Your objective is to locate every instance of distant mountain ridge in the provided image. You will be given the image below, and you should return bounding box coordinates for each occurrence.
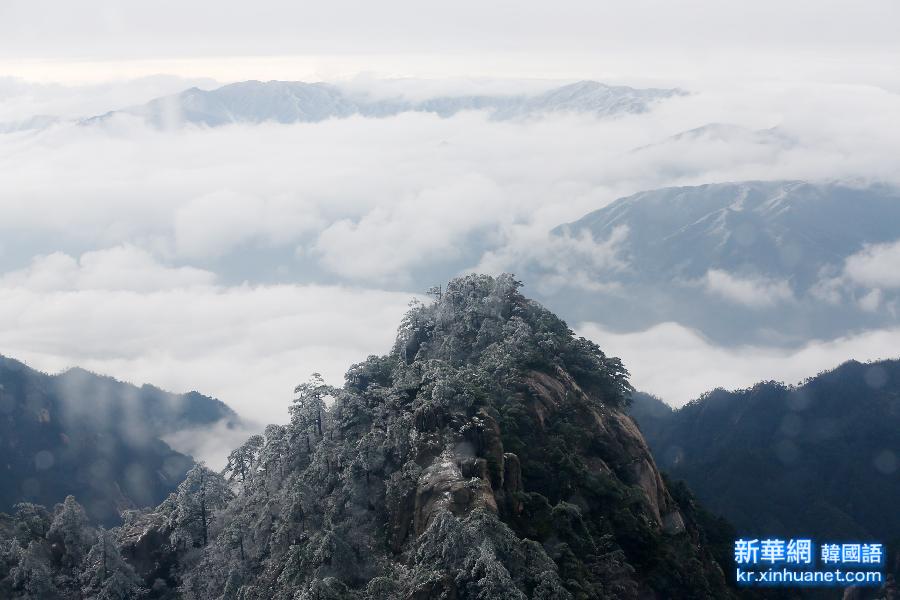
[0,355,239,524]
[629,122,796,154]
[540,180,900,344]
[558,180,900,286]
[81,79,684,128]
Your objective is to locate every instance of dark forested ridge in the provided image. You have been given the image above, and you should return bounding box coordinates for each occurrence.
[0,355,238,524]
[630,359,900,555]
[0,274,741,599]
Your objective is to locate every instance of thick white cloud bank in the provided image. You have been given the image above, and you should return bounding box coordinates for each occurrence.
[2,80,900,286]
[0,248,414,425]
[579,321,900,407]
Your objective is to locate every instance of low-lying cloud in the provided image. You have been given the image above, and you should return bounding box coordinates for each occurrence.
[844,239,900,290]
[1,245,215,291]
[703,269,794,308]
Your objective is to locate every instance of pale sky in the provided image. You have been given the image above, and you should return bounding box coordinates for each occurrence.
[1,0,899,88]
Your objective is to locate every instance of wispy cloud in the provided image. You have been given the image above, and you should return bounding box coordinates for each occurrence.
[844,239,900,290]
[0,245,215,291]
[703,269,794,308]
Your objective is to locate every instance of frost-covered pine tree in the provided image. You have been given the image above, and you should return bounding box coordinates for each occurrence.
[8,541,53,599]
[12,503,50,544]
[225,434,264,488]
[260,424,289,480]
[47,495,94,569]
[290,373,334,455]
[169,464,233,549]
[80,527,143,600]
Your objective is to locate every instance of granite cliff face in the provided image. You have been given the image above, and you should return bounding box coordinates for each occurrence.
[101,274,735,599]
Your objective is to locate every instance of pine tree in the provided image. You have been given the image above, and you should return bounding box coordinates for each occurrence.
[12,503,51,544]
[8,541,53,599]
[261,424,289,480]
[291,373,334,455]
[170,464,233,549]
[47,495,94,569]
[225,434,264,488]
[80,527,143,600]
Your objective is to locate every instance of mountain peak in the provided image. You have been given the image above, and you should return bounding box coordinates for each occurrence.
[394,274,633,408]
[104,274,736,597]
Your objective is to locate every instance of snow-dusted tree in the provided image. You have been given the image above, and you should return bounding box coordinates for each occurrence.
[290,373,334,454]
[8,541,53,599]
[178,550,243,600]
[225,434,264,488]
[261,423,289,480]
[12,503,50,544]
[47,495,94,569]
[457,541,528,600]
[170,464,233,549]
[0,537,20,580]
[80,527,143,600]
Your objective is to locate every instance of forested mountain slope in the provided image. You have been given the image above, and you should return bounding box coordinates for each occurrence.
[630,359,900,546]
[0,356,238,524]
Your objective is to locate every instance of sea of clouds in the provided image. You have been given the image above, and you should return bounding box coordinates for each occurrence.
[1,75,899,460]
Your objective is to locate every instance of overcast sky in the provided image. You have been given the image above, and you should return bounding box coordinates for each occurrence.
[2,0,899,87]
[1,1,899,463]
